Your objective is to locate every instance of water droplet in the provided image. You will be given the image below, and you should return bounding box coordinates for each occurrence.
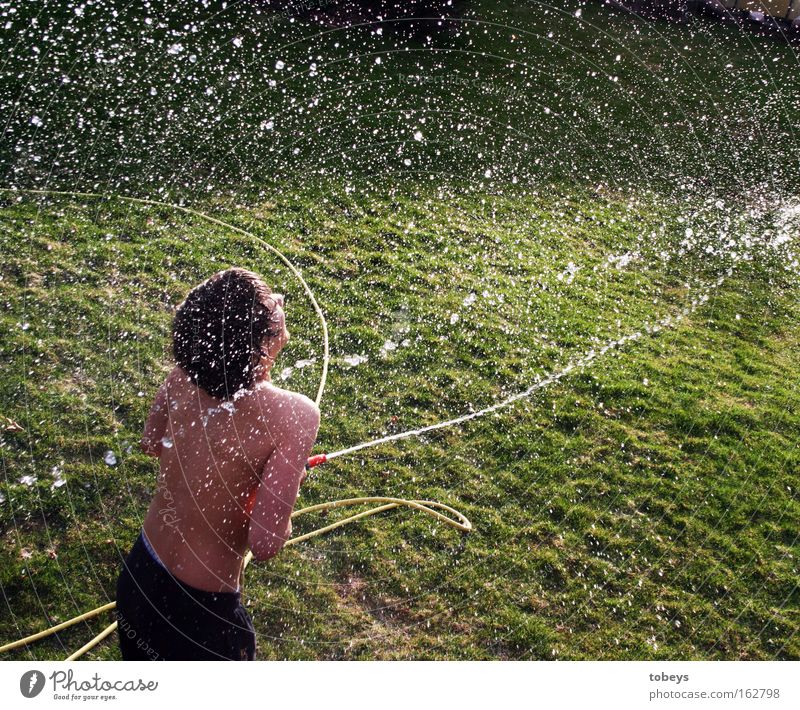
[343,354,368,368]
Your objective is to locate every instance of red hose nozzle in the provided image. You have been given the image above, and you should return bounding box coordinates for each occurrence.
[305,453,328,470]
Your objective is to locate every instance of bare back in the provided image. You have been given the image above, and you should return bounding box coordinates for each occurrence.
[141,366,303,593]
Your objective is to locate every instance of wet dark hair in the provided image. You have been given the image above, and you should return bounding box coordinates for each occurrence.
[172,267,279,400]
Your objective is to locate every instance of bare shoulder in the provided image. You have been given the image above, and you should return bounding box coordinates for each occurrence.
[257,383,320,426]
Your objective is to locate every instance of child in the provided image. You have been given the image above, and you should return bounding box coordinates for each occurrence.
[116,268,320,660]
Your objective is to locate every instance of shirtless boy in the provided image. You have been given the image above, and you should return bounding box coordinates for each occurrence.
[115,267,321,660]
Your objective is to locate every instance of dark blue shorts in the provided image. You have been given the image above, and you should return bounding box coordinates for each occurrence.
[115,532,256,660]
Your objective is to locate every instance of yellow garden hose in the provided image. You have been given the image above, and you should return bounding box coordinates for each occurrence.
[65,621,120,662]
[0,188,472,661]
[0,602,117,655]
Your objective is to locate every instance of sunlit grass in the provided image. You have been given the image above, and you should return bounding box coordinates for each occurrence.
[0,183,797,660]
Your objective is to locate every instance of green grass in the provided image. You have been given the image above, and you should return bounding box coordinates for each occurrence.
[0,0,798,661]
[0,183,797,660]
[2,0,799,194]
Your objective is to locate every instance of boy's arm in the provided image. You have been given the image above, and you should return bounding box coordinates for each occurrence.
[247,395,320,561]
[140,369,175,457]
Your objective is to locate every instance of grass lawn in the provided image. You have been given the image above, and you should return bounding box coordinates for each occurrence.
[0,0,798,660]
